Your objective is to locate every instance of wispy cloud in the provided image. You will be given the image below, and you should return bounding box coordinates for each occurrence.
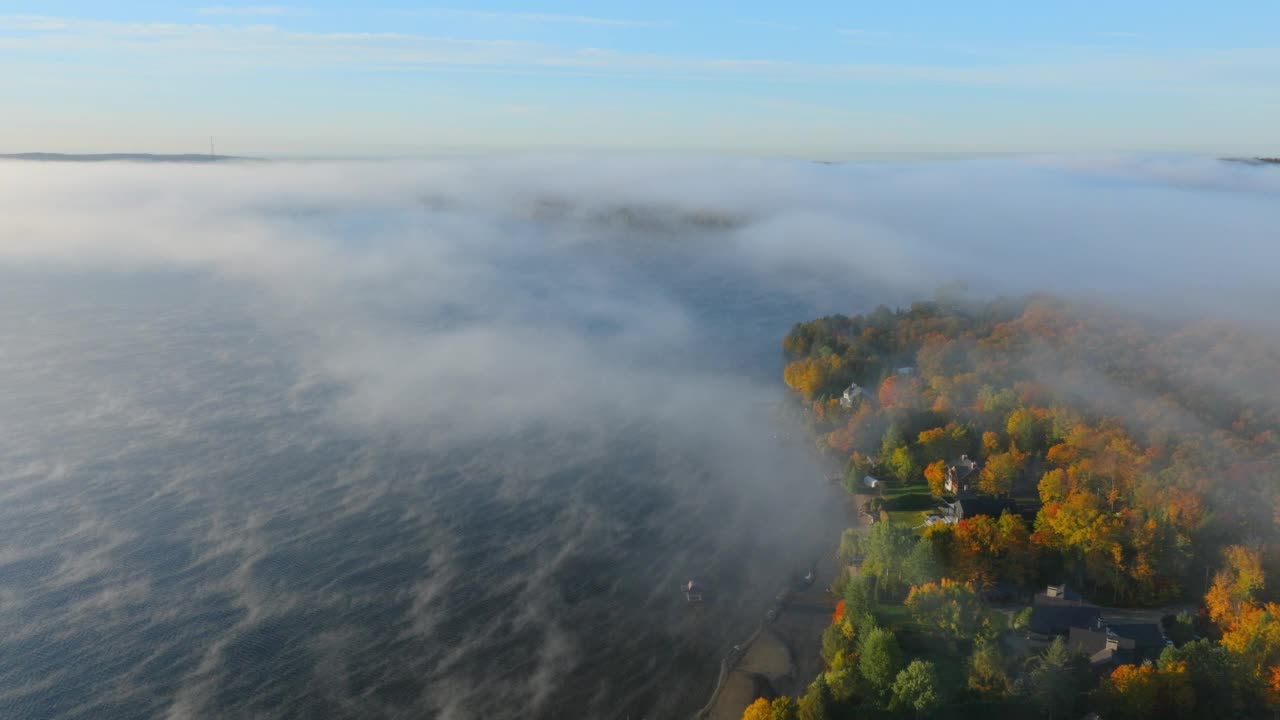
[195,5,302,16]
[0,15,68,30]
[1,14,1277,109]
[404,7,659,28]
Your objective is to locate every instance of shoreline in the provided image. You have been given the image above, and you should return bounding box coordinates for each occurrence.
[693,480,864,720]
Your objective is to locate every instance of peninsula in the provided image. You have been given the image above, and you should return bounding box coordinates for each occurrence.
[741,295,1280,720]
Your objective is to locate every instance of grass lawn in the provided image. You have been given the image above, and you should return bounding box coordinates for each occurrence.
[874,603,914,629]
[880,482,935,507]
[877,481,936,529]
[885,509,928,528]
[985,608,1011,633]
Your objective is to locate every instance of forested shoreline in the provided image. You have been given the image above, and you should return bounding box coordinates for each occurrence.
[743,295,1280,720]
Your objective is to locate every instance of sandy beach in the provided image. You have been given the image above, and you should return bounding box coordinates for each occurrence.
[699,488,864,720]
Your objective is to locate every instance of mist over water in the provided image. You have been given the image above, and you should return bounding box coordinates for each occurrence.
[0,154,1278,719]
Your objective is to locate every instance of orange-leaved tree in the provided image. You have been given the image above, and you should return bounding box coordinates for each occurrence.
[1206,545,1264,627]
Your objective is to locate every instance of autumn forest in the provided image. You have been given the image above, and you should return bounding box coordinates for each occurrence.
[747,295,1280,720]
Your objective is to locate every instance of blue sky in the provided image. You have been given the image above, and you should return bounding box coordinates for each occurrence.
[2,1,1278,155]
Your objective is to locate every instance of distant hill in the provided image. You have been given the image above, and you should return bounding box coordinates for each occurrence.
[0,152,259,163]
[1222,156,1280,166]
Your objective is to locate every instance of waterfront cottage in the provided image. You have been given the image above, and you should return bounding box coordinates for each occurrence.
[839,382,865,408]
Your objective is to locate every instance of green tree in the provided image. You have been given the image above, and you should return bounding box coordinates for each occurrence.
[1163,611,1197,647]
[1159,640,1257,718]
[769,695,799,720]
[1025,637,1091,720]
[841,453,873,494]
[890,660,942,717]
[978,385,1018,424]
[905,579,987,642]
[1006,407,1045,453]
[841,572,878,622]
[887,445,919,484]
[862,521,917,594]
[967,641,1013,698]
[1012,607,1033,633]
[824,648,860,703]
[903,537,942,587]
[821,621,854,666]
[917,422,973,463]
[837,527,864,563]
[859,627,904,698]
[798,674,833,720]
[880,423,907,459]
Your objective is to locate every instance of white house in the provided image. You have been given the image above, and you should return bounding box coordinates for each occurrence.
[863,475,880,489]
[839,382,865,409]
[943,455,979,495]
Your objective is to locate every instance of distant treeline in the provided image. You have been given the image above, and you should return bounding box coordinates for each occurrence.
[0,153,255,162]
[1222,156,1280,166]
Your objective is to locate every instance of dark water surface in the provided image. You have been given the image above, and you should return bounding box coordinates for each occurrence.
[0,236,865,719]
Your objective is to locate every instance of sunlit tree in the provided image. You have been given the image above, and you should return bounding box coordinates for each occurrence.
[890,660,941,717]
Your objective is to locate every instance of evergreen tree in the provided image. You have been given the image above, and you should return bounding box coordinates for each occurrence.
[1025,638,1091,720]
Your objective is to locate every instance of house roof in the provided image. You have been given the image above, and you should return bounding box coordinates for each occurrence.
[1030,603,1101,637]
[1108,623,1167,653]
[1036,585,1085,605]
[1068,627,1133,655]
[955,497,1017,519]
[1090,645,1140,667]
[1065,620,1165,667]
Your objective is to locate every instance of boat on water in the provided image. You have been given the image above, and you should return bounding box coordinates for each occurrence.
[684,580,705,603]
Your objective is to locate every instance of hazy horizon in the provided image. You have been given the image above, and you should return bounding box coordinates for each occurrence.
[3,3,1279,156]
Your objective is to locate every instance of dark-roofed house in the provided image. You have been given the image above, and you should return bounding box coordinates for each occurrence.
[1107,623,1168,661]
[1068,626,1139,668]
[1031,603,1102,640]
[1068,622,1167,669]
[942,495,1017,523]
[1029,584,1100,640]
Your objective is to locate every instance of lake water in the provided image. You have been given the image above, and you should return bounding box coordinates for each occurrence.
[0,185,869,720]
